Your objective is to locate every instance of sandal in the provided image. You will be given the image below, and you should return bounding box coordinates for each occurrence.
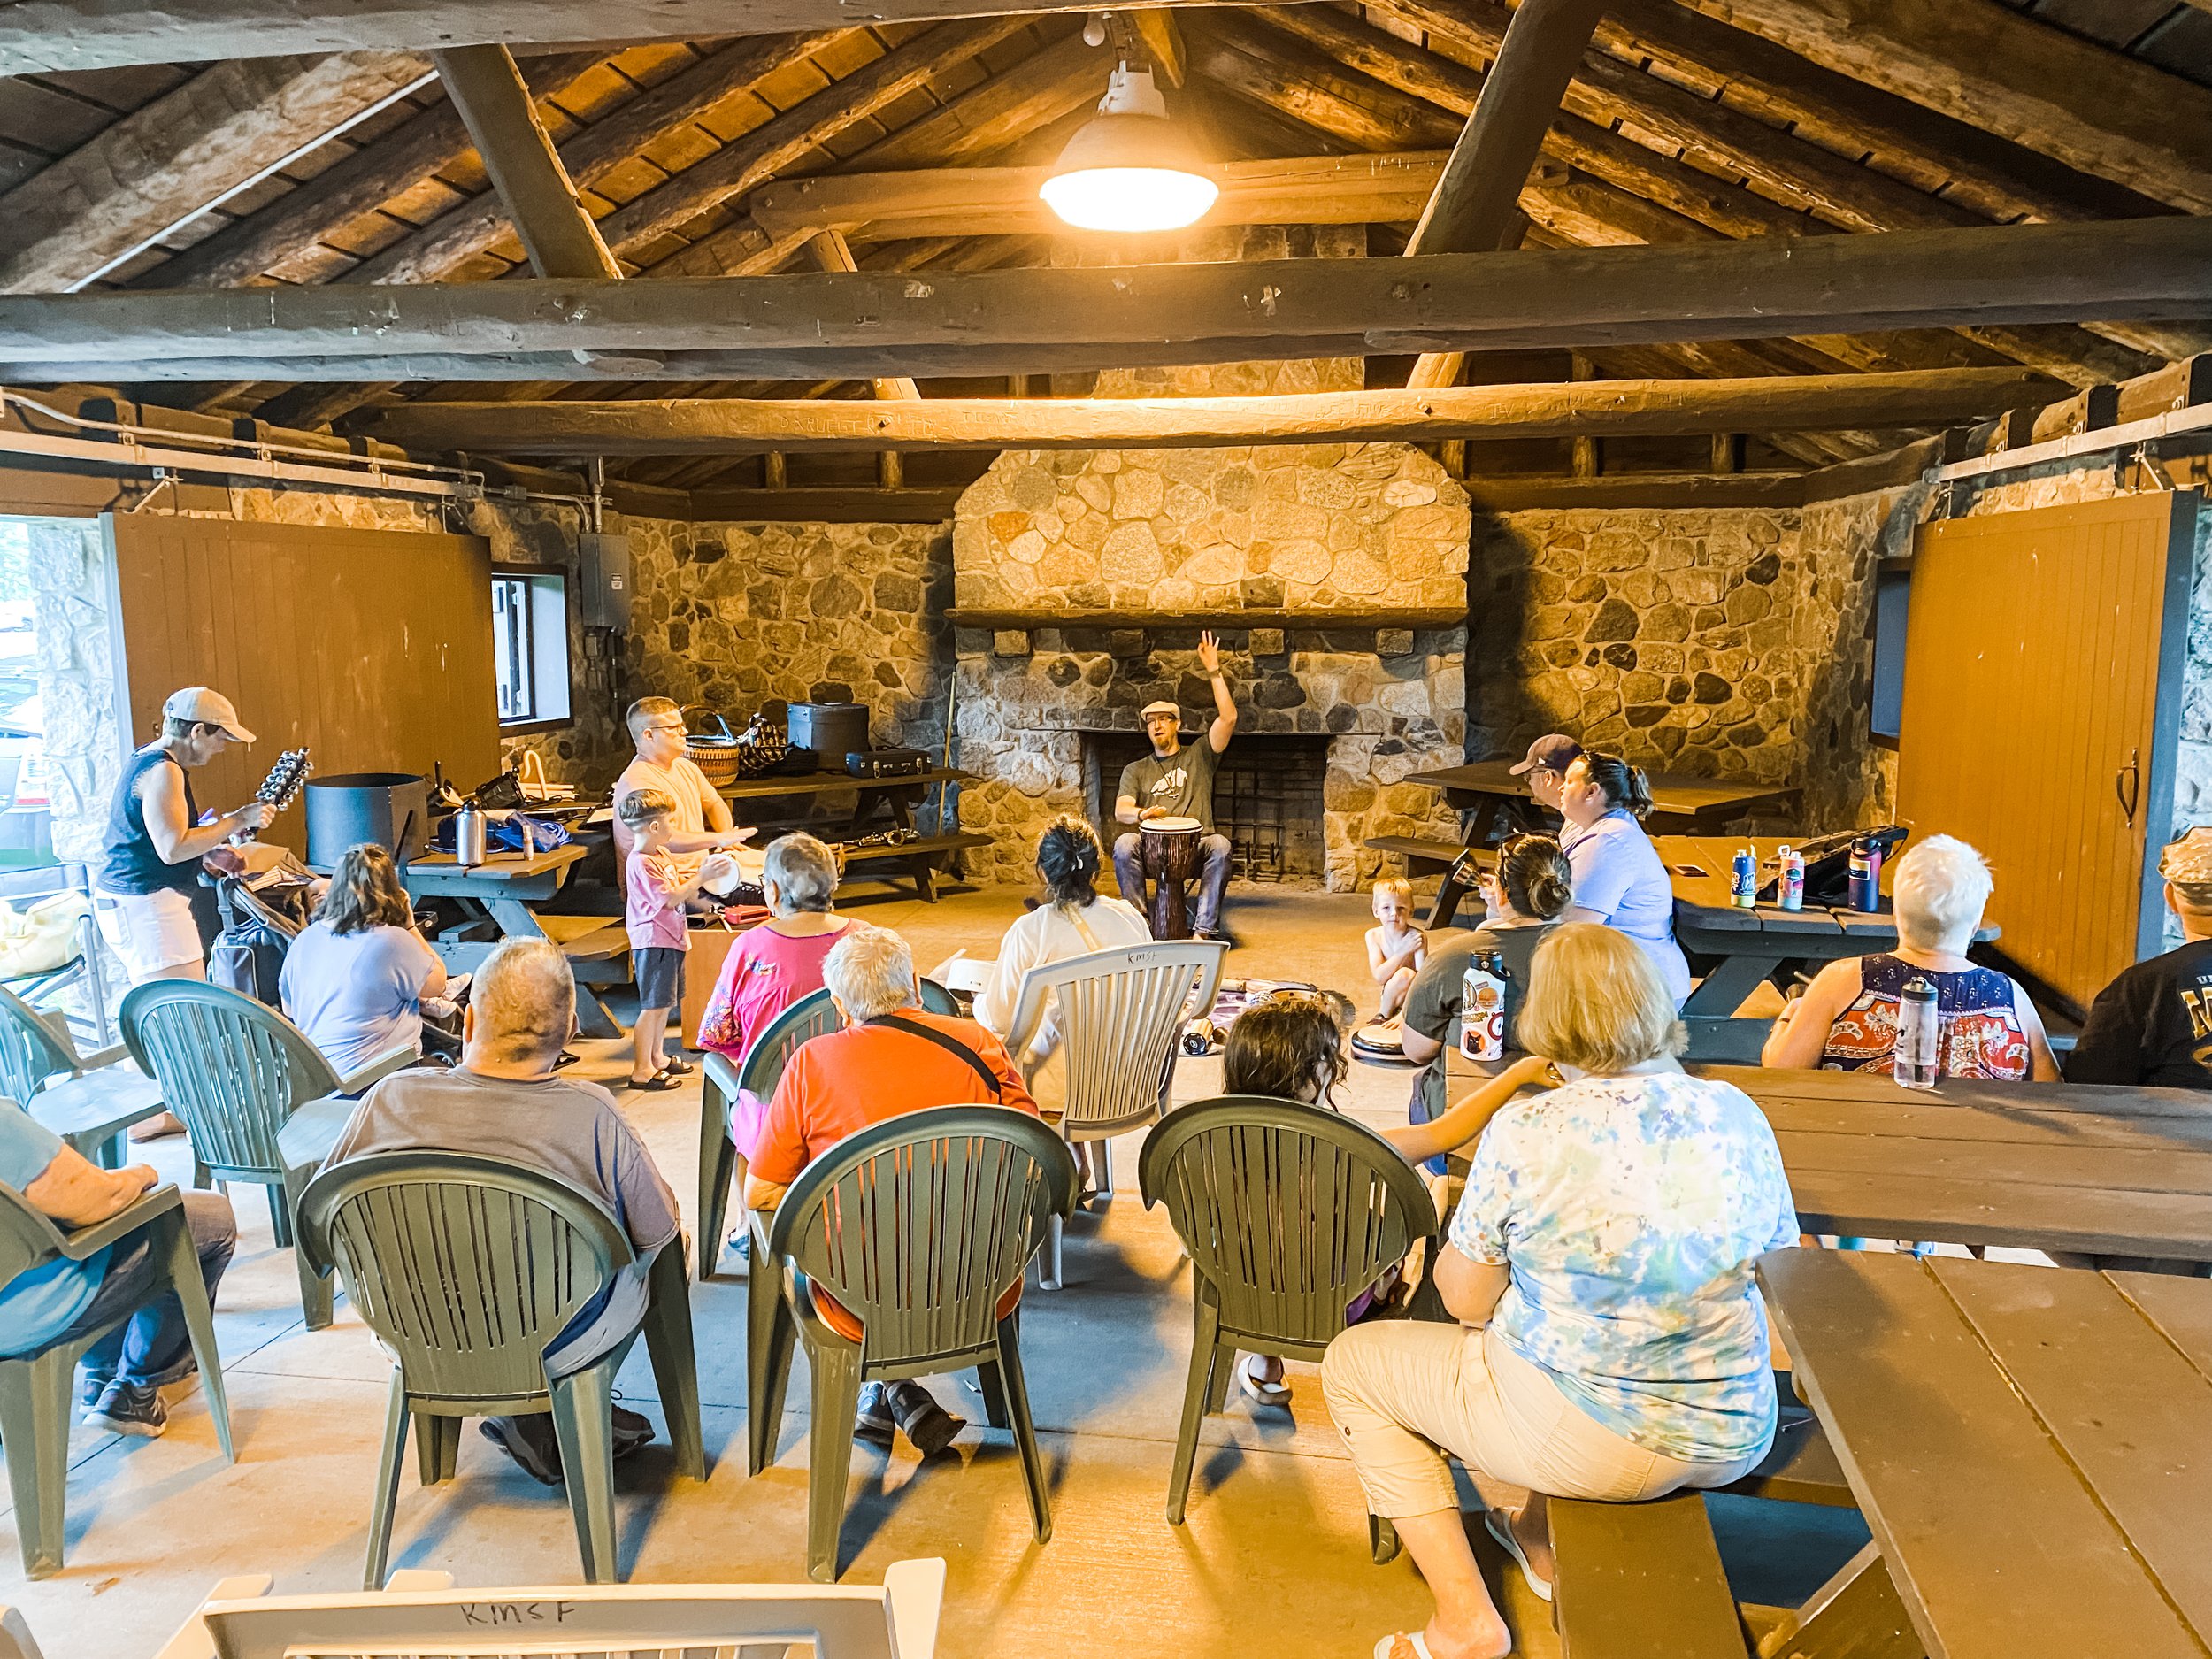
[1371,1636,1437,1659]
[1484,1508,1553,1604]
[658,1056,697,1077]
[1239,1355,1292,1408]
[624,1071,682,1093]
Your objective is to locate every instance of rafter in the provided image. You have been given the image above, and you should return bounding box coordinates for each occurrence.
[7,218,2208,383]
[433,43,618,279]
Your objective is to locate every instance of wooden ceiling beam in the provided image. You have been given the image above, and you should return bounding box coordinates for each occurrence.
[142,50,603,289]
[1129,9,1189,88]
[0,0,1202,73]
[843,27,1101,169]
[590,17,1037,263]
[433,43,619,279]
[1674,0,2212,215]
[751,152,1448,240]
[347,27,852,286]
[11,218,2208,382]
[343,367,2062,456]
[0,51,434,294]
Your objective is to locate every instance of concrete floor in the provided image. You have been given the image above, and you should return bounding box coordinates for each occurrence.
[0,879,1863,1657]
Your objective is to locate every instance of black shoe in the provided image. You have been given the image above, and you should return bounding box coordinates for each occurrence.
[480,1415,564,1486]
[854,1381,896,1448]
[611,1403,654,1460]
[658,1056,696,1078]
[83,1381,166,1439]
[887,1380,964,1456]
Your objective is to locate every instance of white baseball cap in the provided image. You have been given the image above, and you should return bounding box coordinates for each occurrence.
[163,687,256,743]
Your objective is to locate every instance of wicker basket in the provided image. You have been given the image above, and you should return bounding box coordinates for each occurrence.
[680,707,743,789]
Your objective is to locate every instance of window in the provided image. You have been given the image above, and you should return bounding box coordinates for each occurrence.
[1868,560,1910,749]
[492,566,572,732]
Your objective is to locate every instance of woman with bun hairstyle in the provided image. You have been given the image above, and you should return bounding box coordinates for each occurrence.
[1556,750,1692,1006]
[974,816,1153,1066]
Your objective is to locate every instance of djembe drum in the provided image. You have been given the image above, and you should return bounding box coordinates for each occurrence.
[1140,815,1204,939]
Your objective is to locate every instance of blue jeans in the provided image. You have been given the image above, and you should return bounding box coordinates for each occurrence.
[1114,831,1233,935]
[70,1190,236,1388]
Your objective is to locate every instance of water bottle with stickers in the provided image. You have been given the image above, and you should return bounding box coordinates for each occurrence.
[1459,951,1506,1062]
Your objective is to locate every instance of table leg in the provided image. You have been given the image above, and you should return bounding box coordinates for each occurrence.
[482,898,625,1040]
[1680,949,1786,1018]
[1756,1541,1923,1659]
[1429,864,1471,931]
[909,849,938,902]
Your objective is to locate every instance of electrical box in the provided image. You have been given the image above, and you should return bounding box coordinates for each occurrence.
[577,531,632,630]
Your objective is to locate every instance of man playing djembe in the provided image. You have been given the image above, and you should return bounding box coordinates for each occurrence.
[1112,630,1240,941]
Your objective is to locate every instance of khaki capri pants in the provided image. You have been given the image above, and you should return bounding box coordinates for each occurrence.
[1321,1320,1764,1519]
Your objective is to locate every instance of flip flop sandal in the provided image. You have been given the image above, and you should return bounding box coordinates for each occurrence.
[1485,1508,1554,1604]
[624,1071,682,1093]
[1371,1634,1437,1659]
[658,1056,697,1076]
[1239,1356,1293,1408]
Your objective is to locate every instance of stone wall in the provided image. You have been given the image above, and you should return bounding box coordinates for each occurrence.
[29,518,124,868]
[953,440,1468,890]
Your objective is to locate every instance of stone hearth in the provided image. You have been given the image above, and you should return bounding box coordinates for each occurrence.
[951,432,1471,891]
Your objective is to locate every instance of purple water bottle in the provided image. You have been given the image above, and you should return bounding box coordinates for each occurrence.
[1847,834,1882,912]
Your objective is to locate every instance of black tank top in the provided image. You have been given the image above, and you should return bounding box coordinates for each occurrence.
[98,745,203,897]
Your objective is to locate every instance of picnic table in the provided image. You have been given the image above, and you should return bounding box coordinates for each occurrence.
[1706,1064,2212,1265]
[1387,765,1798,927]
[1759,1248,2212,1659]
[719,766,988,902]
[1663,835,1997,1061]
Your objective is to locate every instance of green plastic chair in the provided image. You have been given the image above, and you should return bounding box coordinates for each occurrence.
[1139,1094,1442,1528]
[697,987,840,1282]
[296,1151,707,1588]
[749,1104,1079,1582]
[0,982,163,1169]
[918,977,959,1016]
[119,979,411,1328]
[0,1180,234,1577]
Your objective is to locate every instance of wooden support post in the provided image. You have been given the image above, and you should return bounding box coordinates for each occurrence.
[433,43,619,280]
[810,226,917,488]
[763,449,787,488]
[1570,351,1601,479]
[1128,8,1187,87]
[1403,0,1611,391]
[1712,432,1745,472]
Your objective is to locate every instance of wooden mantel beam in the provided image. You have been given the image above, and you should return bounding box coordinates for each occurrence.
[4,219,2208,383]
[346,368,2062,456]
[0,0,1210,74]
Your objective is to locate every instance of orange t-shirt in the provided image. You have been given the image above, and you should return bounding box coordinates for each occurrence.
[753,1010,1041,1340]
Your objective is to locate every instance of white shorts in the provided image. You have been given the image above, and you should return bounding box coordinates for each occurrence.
[96,887,204,981]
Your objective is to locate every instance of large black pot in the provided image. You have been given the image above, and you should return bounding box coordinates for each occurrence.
[305,772,431,867]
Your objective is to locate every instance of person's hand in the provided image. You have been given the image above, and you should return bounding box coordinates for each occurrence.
[228,801,275,833]
[716,826,757,849]
[1140,805,1167,822]
[124,1163,159,1194]
[1197,629,1223,675]
[1506,1053,1558,1089]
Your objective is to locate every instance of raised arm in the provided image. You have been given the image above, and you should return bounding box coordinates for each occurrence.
[1198,630,1239,754]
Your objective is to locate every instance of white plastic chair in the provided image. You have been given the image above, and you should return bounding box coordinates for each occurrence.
[152,1561,946,1659]
[1002,940,1226,1290]
[0,1606,47,1659]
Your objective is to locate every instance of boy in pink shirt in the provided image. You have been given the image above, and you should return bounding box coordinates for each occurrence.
[619,788,733,1089]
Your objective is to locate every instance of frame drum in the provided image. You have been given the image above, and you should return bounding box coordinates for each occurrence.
[1140,815,1204,938]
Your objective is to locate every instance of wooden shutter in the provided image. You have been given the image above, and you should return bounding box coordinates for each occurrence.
[107,516,501,856]
[1896,492,2199,1009]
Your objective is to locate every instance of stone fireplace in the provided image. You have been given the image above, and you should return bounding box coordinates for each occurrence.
[949,396,1471,892]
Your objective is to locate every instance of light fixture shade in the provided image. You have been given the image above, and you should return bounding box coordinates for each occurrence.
[1041,64,1218,233]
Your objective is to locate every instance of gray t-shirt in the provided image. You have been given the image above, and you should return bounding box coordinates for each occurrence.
[1402,919,1560,1124]
[1118,740,1224,833]
[326,1066,680,1254]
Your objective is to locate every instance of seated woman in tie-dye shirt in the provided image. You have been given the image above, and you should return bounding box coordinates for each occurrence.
[1324,924,1799,1659]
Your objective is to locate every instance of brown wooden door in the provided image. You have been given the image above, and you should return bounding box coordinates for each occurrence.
[107,516,502,857]
[1897,492,2198,1009]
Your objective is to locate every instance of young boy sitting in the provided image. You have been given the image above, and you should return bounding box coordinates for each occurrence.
[1365,876,1428,1025]
[619,787,733,1090]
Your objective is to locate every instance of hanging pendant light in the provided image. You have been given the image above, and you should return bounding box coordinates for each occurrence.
[1040,61,1218,233]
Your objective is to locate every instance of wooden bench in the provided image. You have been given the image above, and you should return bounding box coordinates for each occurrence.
[833,831,993,902]
[1551,1491,1748,1657]
[1721,1409,1855,1509]
[1363,835,1489,926]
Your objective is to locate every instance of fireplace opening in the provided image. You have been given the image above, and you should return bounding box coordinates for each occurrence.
[1079,731,1331,883]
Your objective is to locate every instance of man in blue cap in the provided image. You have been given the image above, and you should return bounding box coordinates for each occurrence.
[1508,733,1584,816]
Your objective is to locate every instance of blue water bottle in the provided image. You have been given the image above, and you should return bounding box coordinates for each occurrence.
[1730,846,1758,909]
[1847,834,1882,912]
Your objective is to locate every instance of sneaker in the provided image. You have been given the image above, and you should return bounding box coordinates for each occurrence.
[81,1371,110,1409]
[611,1403,654,1460]
[887,1379,965,1457]
[480,1415,564,1486]
[83,1380,166,1438]
[853,1381,896,1448]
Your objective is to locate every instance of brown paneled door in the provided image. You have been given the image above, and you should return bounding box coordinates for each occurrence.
[1898,492,2200,1010]
[106,516,502,858]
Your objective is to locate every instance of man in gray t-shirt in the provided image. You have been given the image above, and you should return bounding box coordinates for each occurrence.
[1111,630,1241,940]
[323,938,680,1484]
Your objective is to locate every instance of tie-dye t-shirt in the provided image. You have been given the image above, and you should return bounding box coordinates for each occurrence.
[1448,1070,1799,1463]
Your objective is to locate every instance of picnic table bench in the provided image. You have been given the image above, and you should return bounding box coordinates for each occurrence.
[720,767,987,902]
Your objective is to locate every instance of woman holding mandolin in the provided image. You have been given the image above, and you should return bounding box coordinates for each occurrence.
[95,687,276,988]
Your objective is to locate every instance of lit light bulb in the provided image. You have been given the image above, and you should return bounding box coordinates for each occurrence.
[1041,64,1218,234]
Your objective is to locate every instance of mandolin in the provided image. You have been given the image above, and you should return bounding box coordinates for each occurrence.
[237,747,311,841]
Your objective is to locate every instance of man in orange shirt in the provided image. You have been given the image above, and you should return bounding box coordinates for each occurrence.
[748,924,1038,1456]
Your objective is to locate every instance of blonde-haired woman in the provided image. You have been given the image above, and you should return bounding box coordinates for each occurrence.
[1324,924,1798,1659]
[280,842,446,1074]
[1761,833,2059,1079]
